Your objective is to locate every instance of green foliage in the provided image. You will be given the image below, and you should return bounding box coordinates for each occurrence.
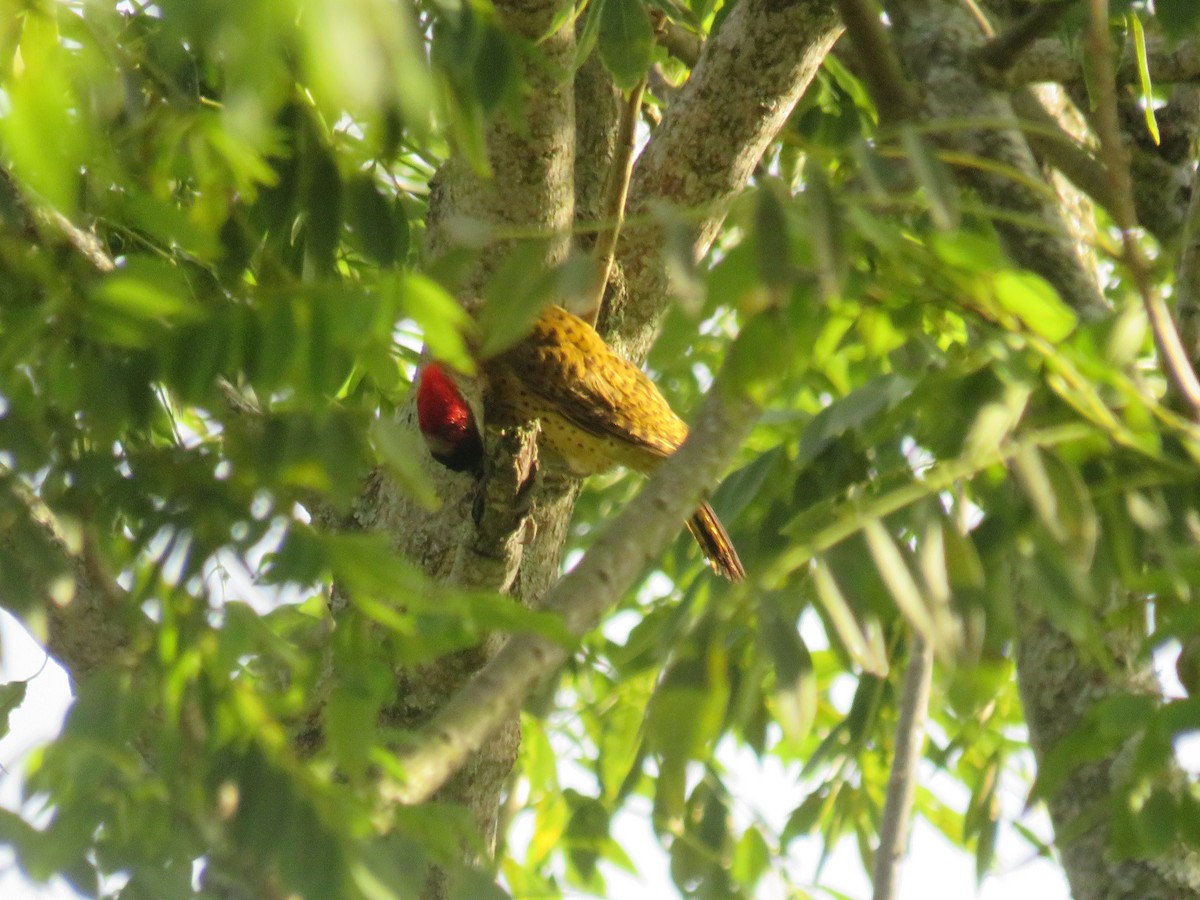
[0,1,1199,899]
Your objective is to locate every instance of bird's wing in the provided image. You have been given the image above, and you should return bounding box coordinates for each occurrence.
[509,307,688,460]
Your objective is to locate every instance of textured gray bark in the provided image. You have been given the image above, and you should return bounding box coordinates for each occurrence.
[885,0,1105,319]
[605,0,843,362]
[373,0,845,869]
[381,2,578,889]
[1016,611,1200,899]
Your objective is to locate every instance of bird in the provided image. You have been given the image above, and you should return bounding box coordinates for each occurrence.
[417,305,745,581]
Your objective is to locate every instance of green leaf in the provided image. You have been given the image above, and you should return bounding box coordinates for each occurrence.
[92,262,204,326]
[796,375,914,466]
[731,826,771,887]
[990,270,1078,342]
[400,275,477,375]
[804,157,845,298]
[347,174,405,267]
[0,680,29,741]
[760,606,817,744]
[1,14,86,214]
[863,520,937,641]
[901,127,959,231]
[723,307,797,400]
[475,26,516,111]
[598,0,655,91]
[598,688,646,801]
[812,559,889,676]
[475,245,549,356]
[1133,787,1177,855]
[754,183,792,289]
[1128,14,1160,145]
[574,0,605,70]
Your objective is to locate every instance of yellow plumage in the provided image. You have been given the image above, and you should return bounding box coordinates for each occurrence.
[485,306,745,581]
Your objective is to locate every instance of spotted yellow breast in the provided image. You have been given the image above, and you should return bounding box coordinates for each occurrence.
[484,306,689,476]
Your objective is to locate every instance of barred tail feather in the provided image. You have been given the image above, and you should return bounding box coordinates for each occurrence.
[686,501,745,582]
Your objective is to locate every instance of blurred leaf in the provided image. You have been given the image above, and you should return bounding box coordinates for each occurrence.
[754,183,792,289]
[731,825,771,888]
[370,417,442,510]
[347,174,406,267]
[760,605,817,743]
[900,127,959,230]
[812,560,889,676]
[599,0,654,91]
[990,271,1077,342]
[796,375,913,466]
[0,680,28,741]
[2,13,85,214]
[477,241,562,358]
[400,275,477,375]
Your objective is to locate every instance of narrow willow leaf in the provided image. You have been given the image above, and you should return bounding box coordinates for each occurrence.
[477,241,561,358]
[918,518,950,605]
[760,605,817,744]
[1013,444,1067,541]
[812,558,888,675]
[754,183,792,289]
[804,158,844,299]
[863,520,936,640]
[574,0,604,70]
[900,126,960,231]
[1128,14,1160,146]
[990,270,1077,342]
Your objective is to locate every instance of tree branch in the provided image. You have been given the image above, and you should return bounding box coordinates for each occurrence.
[883,0,1106,317]
[836,0,919,126]
[1009,89,1122,229]
[1005,34,1200,86]
[609,0,842,360]
[1085,0,1200,418]
[872,633,933,900]
[1015,608,1200,898]
[2,483,132,683]
[650,9,702,68]
[974,0,1078,74]
[581,77,646,327]
[1175,165,1200,360]
[384,374,761,806]
[875,4,1200,898]
[370,0,579,876]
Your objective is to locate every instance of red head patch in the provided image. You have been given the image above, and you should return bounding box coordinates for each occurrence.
[416,363,483,473]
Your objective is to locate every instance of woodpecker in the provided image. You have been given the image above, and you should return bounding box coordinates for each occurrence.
[483,305,744,581]
[416,306,744,580]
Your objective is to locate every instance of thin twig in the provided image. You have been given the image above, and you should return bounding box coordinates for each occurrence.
[1009,89,1121,219]
[582,77,646,327]
[1085,0,1200,418]
[649,10,702,69]
[836,0,919,126]
[975,0,1078,73]
[872,633,934,900]
[1004,34,1200,86]
[1174,168,1200,358]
